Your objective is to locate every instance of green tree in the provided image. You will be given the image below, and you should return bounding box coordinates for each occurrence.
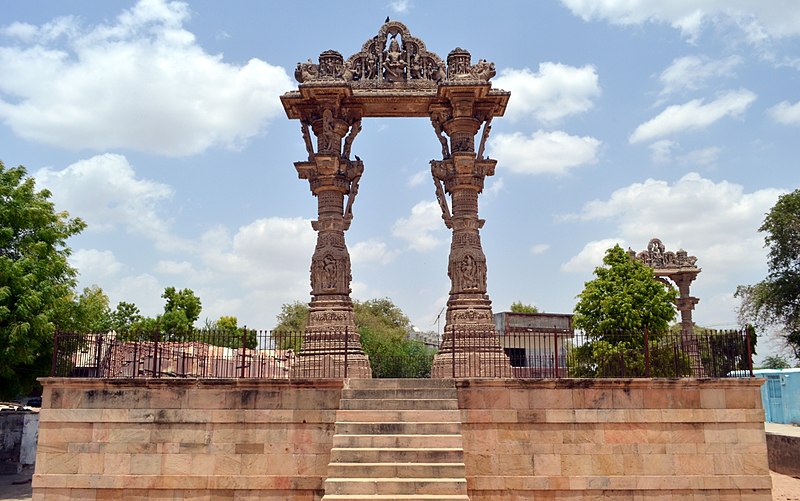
[273,301,310,332]
[110,301,143,334]
[571,245,682,377]
[58,285,112,333]
[736,189,800,361]
[0,163,86,398]
[272,298,434,378]
[761,355,791,370]
[510,301,539,313]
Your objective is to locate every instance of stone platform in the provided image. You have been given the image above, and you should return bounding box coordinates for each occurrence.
[33,377,770,500]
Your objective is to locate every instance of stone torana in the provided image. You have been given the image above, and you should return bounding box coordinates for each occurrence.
[629,238,704,376]
[281,21,512,377]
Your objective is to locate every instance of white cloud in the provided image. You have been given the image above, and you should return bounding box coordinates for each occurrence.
[156,260,196,275]
[493,63,600,123]
[562,238,625,273]
[531,244,550,255]
[350,240,398,266]
[649,139,678,164]
[560,0,800,42]
[490,130,601,175]
[659,55,742,95]
[566,173,784,279]
[679,146,721,167]
[35,154,177,247]
[768,100,800,125]
[201,217,316,288]
[392,201,447,251]
[485,177,504,196]
[630,89,756,143]
[408,169,429,187]
[388,0,411,14]
[70,249,125,282]
[0,0,293,156]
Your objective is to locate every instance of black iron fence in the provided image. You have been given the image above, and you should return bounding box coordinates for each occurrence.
[51,327,753,379]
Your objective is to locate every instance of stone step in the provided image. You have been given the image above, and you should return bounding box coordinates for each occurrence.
[323,495,470,501]
[335,421,461,435]
[335,409,461,423]
[332,434,463,449]
[330,447,465,464]
[340,398,459,410]
[342,388,458,400]
[324,478,468,496]
[326,461,466,479]
[345,378,456,390]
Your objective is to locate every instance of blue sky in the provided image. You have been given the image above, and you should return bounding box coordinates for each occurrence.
[1,1,799,356]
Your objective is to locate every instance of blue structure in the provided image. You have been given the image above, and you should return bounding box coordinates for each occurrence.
[752,368,800,424]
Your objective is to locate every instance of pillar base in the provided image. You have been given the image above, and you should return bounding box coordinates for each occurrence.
[431,325,511,378]
[292,324,372,379]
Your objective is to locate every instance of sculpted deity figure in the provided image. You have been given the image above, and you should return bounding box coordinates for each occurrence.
[383,37,406,82]
[410,53,424,79]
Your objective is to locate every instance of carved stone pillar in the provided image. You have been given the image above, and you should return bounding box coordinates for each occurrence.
[429,76,511,378]
[673,272,703,377]
[291,89,371,378]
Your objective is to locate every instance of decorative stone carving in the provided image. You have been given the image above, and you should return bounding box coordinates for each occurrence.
[629,238,698,270]
[293,20,497,90]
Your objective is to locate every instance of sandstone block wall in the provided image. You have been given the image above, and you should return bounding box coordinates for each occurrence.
[34,378,770,500]
[33,379,343,500]
[457,379,771,500]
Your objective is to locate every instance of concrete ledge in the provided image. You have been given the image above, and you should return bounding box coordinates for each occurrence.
[766,433,800,477]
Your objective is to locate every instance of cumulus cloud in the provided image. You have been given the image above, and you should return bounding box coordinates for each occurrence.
[35,154,177,247]
[0,0,293,156]
[565,173,784,278]
[351,240,398,266]
[70,249,125,282]
[392,201,447,251]
[489,130,601,175]
[493,63,600,123]
[768,100,800,125]
[560,0,800,42]
[200,217,316,289]
[629,89,756,143]
[562,238,625,273]
[659,55,742,96]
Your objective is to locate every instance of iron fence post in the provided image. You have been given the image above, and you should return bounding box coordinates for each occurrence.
[240,326,247,379]
[745,327,754,377]
[644,326,651,378]
[153,328,160,378]
[553,327,559,379]
[51,331,59,376]
[451,326,456,379]
[344,327,349,379]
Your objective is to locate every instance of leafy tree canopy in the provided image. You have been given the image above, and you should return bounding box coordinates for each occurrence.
[761,355,792,370]
[273,298,433,378]
[736,189,800,361]
[510,301,539,313]
[0,162,86,398]
[57,285,112,333]
[574,245,677,337]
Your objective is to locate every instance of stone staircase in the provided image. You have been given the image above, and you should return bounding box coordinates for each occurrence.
[322,378,470,501]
